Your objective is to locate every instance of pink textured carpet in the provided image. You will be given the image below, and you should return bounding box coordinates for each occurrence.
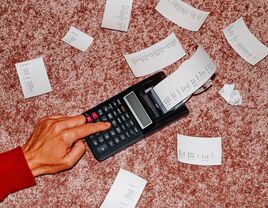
[0,0,267,207]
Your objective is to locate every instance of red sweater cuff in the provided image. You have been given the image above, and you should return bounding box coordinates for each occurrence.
[0,147,36,201]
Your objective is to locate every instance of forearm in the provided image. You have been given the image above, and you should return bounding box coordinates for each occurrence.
[0,147,36,202]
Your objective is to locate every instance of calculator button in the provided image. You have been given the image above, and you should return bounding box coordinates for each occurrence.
[112,101,117,107]
[108,140,115,147]
[120,106,126,112]
[121,115,126,122]
[97,136,105,143]
[97,109,103,116]
[97,144,108,153]
[86,116,93,123]
[119,134,126,141]
[103,106,109,113]
[125,131,131,138]
[130,129,135,135]
[116,99,122,105]
[115,127,121,134]
[84,112,90,117]
[125,113,130,119]
[89,135,95,140]
[125,121,131,128]
[108,103,113,110]
[92,112,99,120]
[103,133,110,140]
[109,130,116,137]
[111,120,117,126]
[114,137,120,144]
[121,124,126,131]
[113,110,118,117]
[92,139,98,146]
[101,116,108,121]
[117,108,122,114]
[117,117,122,124]
[133,127,139,133]
[129,120,134,126]
[107,113,113,120]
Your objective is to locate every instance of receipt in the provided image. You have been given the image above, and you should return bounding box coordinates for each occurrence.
[152,46,216,112]
[156,0,209,31]
[101,0,133,32]
[62,26,94,52]
[124,33,186,77]
[100,169,147,208]
[218,84,242,105]
[223,17,268,65]
[177,135,222,166]
[15,57,52,99]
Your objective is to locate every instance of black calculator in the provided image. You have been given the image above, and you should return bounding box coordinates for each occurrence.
[83,72,189,161]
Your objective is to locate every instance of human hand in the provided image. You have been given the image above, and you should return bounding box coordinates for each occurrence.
[22,115,111,177]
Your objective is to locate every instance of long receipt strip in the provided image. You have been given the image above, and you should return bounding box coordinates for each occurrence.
[124,33,186,77]
[100,169,147,208]
[101,0,133,32]
[152,46,216,112]
[177,135,222,165]
[15,57,52,99]
[156,0,209,31]
[62,26,94,52]
[223,17,268,65]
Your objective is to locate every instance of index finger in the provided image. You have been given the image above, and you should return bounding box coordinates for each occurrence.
[62,122,111,144]
[54,115,87,131]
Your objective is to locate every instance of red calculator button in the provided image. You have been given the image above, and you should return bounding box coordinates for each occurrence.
[86,116,93,123]
[92,112,99,120]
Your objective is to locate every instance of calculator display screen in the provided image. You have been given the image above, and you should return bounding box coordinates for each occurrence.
[123,91,153,129]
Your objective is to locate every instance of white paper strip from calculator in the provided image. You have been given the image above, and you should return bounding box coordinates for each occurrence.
[153,46,216,112]
[100,168,147,208]
[156,0,209,31]
[124,33,186,77]
[101,0,133,32]
[223,17,268,65]
[15,57,52,99]
[62,26,94,52]
[177,135,222,166]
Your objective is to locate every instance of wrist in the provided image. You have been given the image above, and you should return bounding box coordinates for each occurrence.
[22,146,42,177]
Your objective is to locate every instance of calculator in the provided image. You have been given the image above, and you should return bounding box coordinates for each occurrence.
[83,72,189,161]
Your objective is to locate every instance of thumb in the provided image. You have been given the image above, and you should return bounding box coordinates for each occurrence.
[65,140,86,168]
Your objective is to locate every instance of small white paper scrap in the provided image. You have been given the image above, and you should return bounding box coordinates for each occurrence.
[218,84,242,105]
[100,169,147,208]
[223,17,268,65]
[62,26,94,52]
[101,0,133,32]
[177,135,222,166]
[15,57,52,99]
[156,0,209,31]
[153,46,216,112]
[124,33,186,77]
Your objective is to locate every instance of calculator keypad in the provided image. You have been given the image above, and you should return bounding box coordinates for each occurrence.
[84,98,143,157]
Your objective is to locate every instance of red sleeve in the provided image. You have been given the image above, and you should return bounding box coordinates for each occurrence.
[0,147,36,202]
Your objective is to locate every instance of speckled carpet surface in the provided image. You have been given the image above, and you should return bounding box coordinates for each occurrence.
[0,0,267,207]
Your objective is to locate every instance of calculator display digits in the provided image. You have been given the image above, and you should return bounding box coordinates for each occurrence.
[83,72,189,161]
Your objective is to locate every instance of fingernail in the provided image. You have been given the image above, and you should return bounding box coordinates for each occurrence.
[105,122,111,128]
